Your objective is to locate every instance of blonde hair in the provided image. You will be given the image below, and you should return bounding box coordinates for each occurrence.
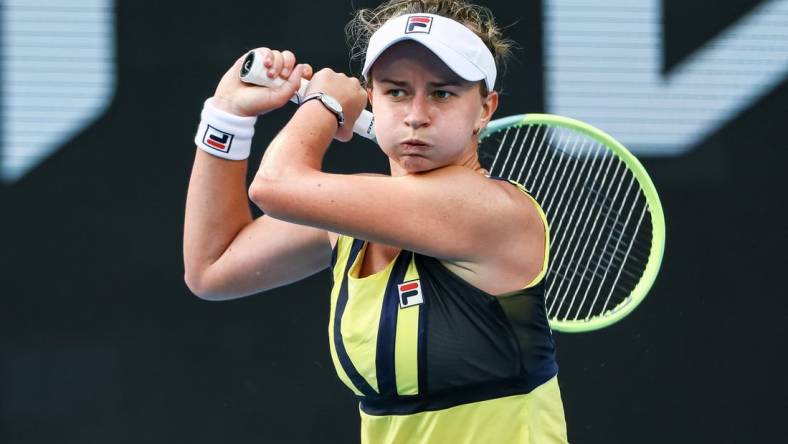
[345,0,516,92]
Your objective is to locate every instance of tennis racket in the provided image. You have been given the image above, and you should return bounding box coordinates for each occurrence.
[478,116,665,332]
[240,49,377,141]
[240,49,665,333]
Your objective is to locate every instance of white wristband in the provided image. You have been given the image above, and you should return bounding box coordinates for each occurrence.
[194,98,257,160]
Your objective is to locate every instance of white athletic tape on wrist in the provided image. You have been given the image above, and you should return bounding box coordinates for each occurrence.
[194,98,257,160]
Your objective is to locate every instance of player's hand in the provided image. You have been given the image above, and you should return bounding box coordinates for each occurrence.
[212,48,313,117]
[306,68,368,142]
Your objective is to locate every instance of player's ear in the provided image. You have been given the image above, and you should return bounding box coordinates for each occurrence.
[366,85,374,106]
[364,74,374,105]
[478,89,498,132]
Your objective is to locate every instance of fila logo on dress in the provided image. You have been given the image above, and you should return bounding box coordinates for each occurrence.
[202,125,234,153]
[405,16,433,34]
[398,280,424,308]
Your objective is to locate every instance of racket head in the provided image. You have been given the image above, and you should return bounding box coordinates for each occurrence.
[480,114,665,333]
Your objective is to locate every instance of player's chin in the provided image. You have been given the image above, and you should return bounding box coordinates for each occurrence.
[398,154,437,173]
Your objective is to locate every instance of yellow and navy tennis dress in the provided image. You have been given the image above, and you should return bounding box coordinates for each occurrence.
[328,181,568,444]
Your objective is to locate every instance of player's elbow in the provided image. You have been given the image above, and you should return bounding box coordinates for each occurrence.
[248,178,287,219]
[183,269,226,301]
[247,179,267,210]
[184,270,211,300]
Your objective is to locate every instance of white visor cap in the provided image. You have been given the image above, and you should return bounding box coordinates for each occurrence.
[362,14,497,91]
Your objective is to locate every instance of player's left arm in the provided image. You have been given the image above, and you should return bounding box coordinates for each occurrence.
[247,71,540,266]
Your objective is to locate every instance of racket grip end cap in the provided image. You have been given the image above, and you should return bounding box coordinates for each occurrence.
[239,49,308,103]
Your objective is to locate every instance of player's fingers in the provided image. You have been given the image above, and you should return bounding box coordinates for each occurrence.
[301,63,314,81]
[268,50,284,79]
[280,50,296,78]
[270,64,305,104]
[216,52,254,94]
[258,47,273,69]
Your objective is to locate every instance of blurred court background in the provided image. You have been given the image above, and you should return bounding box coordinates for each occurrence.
[1,0,786,442]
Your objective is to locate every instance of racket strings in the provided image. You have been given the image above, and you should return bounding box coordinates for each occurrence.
[547,148,618,318]
[552,159,629,319]
[550,168,650,320]
[599,202,649,315]
[480,124,653,323]
[565,169,636,319]
[521,125,557,186]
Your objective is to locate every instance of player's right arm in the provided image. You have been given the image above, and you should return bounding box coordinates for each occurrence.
[183,150,332,300]
[183,49,329,300]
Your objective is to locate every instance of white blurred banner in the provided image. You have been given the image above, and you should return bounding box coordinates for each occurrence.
[1,0,786,183]
[1,0,115,183]
[544,0,788,156]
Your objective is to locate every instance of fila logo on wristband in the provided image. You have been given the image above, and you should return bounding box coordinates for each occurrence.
[195,98,255,160]
[202,125,234,153]
[405,16,433,34]
[398,280,424,308]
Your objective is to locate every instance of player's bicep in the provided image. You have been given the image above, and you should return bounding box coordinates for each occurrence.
[250,167,518,262]
[193,215,331,300]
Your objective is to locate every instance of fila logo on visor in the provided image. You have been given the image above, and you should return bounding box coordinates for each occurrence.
[202,125,234,153]
[405,16,433,34]
[398,280,424,308]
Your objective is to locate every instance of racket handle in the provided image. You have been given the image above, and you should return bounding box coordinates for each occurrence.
[239,49,376,141]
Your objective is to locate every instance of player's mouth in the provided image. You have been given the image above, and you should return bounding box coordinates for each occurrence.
[400,139,430,153]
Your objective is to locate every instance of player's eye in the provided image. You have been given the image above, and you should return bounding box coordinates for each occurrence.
[432,90,453,100]
[387,89,406,98]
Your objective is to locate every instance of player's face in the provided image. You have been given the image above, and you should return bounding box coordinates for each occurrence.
[368,41,497,174]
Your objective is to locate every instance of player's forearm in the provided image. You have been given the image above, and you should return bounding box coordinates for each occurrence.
[256,101,335,178]
[248,102,336,213]
[183,149,253,292]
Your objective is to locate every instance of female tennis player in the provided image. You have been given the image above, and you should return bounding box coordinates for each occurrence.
[184,0,568,442]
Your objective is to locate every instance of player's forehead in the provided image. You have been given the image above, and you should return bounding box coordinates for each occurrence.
[369,41,465,85]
